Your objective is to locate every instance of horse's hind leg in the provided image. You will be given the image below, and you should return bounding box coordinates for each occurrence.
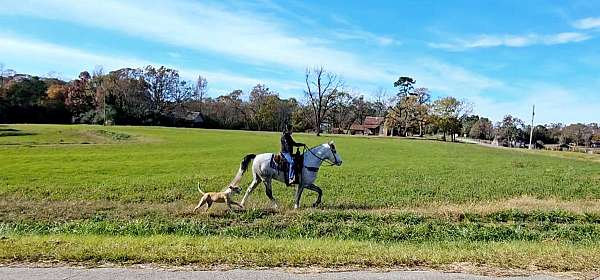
[264,179,278,209]
[294,185,304,209]
[240,175,261,207]
[305,184,323,208]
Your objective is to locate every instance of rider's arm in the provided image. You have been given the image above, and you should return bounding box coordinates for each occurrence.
[290,135,304,147]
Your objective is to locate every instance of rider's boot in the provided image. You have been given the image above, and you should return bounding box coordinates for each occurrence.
[284,163,291,186]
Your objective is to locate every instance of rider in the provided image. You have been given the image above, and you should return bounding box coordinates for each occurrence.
[281,123,304,185]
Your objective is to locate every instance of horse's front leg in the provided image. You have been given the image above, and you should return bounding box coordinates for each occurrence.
[294,184,304,209]
[305,184,323,207]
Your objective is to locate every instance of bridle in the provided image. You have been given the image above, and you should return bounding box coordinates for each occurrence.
[302,143,340,168]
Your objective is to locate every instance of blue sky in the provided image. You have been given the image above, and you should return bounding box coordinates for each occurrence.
[1,0,599,124]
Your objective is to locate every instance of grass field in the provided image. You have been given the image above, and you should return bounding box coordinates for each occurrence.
[1,124,600,274]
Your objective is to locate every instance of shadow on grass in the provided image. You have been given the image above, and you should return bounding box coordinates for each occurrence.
[0,131,37,137]
[314,202,379,210]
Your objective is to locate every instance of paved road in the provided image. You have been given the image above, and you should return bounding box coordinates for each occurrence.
[0,267,561,280]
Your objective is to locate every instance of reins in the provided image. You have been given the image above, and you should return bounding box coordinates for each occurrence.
[302,144,339,167]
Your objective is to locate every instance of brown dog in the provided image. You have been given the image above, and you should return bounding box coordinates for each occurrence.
[193,183,244,211]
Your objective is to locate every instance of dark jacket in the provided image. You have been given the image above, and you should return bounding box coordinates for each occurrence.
[281,132,303,153]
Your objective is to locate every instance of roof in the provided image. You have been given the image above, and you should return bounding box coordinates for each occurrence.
[363,116,384,129]
[349,123,364,130]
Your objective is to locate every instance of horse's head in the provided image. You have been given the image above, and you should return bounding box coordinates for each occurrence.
[326,140,343,166]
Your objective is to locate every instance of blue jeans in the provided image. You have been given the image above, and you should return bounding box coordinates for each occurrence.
[282,152,294,180]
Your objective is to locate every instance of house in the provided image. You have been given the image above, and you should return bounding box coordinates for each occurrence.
[349,116,389,136]
[170,108,204,127]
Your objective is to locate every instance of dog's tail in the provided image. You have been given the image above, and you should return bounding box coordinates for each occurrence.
[228,154,256,187]
[196,182,205,195]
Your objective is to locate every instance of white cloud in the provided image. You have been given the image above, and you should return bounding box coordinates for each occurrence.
[573,17,600,30]
[0,34,303,96]
[333,30,401,46]
[430,32,591,51]
[471,84,600,124]
[329,15,400,47]
[0,0,393,83]
[0,0,508,98]
[413,59,503,96]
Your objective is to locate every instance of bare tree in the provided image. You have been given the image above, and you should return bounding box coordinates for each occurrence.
[195,75,207,113]
[304,66,343,136]
[373,87,392,117]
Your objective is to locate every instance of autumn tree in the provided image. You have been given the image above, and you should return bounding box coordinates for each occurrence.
[412,87,431,136]
[99,68,150,124]
[143,65,180,120]
[248,84,294,131]
[326,91,354,133]
[469,117,494,140]
[495,115,525,147]
[386,77,428,136]
[461,115,480,137]
[563,123,594,147]
[304,67,343,135]
[432,97,469,141]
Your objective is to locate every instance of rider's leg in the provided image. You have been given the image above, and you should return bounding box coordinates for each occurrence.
[282,153,294,181]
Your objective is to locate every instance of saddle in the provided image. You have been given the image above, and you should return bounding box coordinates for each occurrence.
[270,148,303,185]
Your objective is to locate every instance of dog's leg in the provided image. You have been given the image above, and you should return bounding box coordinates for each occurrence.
[194,196,207,212]
[264,179,278,209]
[205,199,213,210]
[240,177,261,207]
[305,184,323,207]
[225,197,233,210]
[230,201,244,209]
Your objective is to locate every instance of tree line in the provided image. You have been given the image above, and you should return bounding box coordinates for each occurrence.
[1,63,598,146]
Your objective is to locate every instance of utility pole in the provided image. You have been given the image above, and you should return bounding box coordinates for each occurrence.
[528,104,535,149]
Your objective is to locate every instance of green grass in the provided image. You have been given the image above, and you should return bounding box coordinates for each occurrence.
[1,124,600,272]
[3,209,600,242]
[2,235,599,271]
[1,124,599,206]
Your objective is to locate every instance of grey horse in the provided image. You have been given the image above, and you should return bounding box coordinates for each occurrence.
[228,141,343,209]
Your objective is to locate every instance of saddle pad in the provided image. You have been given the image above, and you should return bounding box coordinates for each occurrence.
[270,154,282,170]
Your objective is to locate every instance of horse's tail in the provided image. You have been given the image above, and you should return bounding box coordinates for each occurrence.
[228,154,256,187]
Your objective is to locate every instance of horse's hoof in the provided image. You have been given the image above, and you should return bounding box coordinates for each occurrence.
[294,204,299,209]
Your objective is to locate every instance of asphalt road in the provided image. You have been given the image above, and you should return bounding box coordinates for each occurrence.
[0,267,562,280]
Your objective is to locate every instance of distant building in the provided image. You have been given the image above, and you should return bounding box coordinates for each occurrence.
[170,108,204,127]
[349,116,389,136]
